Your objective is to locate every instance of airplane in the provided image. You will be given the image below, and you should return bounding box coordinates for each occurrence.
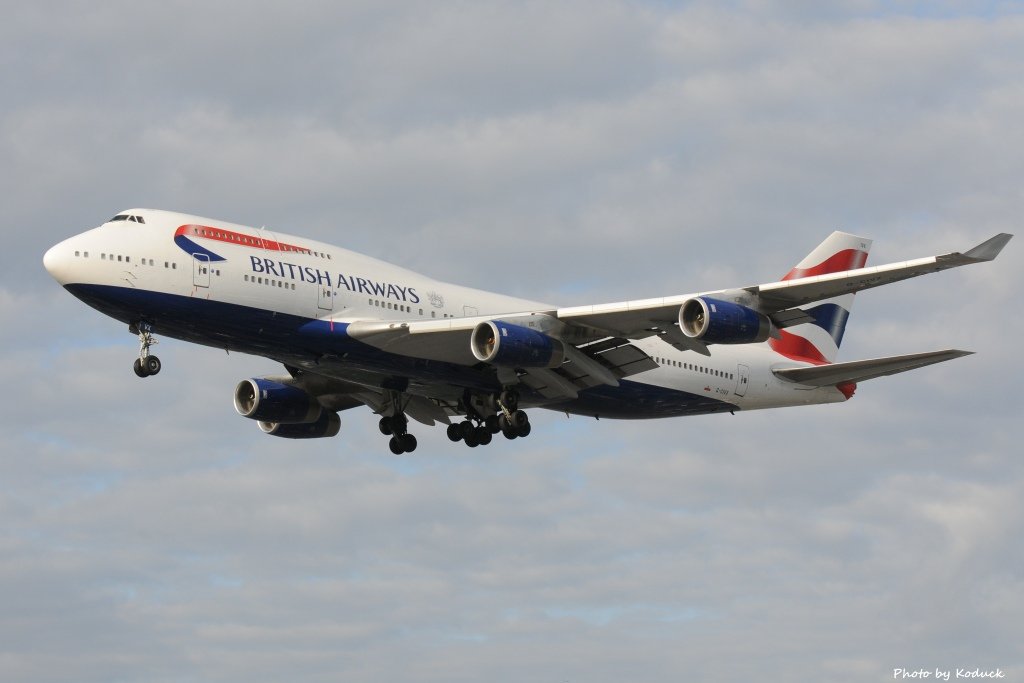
[42,209,1011,453]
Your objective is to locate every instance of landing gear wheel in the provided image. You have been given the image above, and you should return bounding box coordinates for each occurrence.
[399,433,417,453]
[379,417,394,436]
[391,413,408,435]
[446,424,462,442]
[144,355,161,376]
[133,358,148,378]
[388,436,405,455]
[458,421,475,441]
[475,426,492,446]
[517,421,532,438]
[484,415,500,433]
[511,410,529,432]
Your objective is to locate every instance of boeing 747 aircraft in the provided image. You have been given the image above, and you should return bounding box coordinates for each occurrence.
[43,210,1011,453]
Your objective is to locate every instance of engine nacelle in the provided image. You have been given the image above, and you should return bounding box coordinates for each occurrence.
[259,411,341,439]
[471,321,564,368]
[679,296,771,344]
[234,378,322,423]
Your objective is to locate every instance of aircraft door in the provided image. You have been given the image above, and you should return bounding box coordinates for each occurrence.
[734,364,749,397]
[317,283,333,311]
[192,253,211,288]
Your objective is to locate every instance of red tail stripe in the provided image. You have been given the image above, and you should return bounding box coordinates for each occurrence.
[782,248,868,281]
[769,330,830,365]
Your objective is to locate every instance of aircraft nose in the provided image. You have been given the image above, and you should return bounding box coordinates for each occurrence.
[43,240,73,284]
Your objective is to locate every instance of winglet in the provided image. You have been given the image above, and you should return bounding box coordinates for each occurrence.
[964,233,1013,262]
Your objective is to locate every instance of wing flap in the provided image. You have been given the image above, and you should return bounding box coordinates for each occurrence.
[772,349,973,387]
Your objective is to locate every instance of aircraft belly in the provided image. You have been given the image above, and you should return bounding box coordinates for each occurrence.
[549,380,739,419]
[63,283,503,394]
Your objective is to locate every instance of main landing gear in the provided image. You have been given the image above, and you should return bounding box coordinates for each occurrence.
[130,322,162,378]
[446,389,532,448]
[378,408,418,455]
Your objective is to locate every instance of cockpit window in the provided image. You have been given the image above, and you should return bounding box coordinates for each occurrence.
[109,214,146,224]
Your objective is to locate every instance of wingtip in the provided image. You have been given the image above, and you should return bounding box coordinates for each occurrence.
[964,233,1013,261]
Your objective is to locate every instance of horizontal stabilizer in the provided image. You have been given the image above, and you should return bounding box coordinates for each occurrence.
[773,349,973,386]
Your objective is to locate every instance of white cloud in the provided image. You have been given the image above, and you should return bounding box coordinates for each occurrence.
[3,2,1023,681]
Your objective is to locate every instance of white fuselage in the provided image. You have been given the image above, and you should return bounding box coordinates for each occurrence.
[43,209,848,420]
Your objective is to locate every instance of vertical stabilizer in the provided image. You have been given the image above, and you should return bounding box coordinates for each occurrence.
[769,231,872,364]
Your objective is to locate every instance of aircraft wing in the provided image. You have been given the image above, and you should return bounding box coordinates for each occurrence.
[343,233,1009,391]
[771,349,973,386]
[346,316,658,397]
[557,233,1012,350]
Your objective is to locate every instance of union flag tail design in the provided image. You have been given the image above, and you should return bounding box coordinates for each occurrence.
[768,231,872,364]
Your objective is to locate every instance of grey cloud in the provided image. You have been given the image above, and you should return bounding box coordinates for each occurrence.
[3,2,1023,682]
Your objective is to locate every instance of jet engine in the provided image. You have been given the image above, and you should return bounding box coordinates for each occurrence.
[258,411,341,439]
[679,296,772,344]
[233,378,322,423]
[471,321,565,368]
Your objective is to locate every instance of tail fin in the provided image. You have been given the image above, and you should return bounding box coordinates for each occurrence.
[768,231,872,364]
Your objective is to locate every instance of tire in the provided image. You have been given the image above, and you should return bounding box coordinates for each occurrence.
[446,424,462,442]
[459,421,475,441]
[476,427,492,446]
[379,417,394,436]
[388,436,404,455]
[133,358,148,377]
[144,356,161,376]
[400,434,417,453]
[392,414,408,435]
[517,421,532,438]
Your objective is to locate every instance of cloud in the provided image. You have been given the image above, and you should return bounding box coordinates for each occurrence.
[3,2,1023,682]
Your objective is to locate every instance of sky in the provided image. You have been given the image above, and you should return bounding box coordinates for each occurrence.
[2,1,1023,681]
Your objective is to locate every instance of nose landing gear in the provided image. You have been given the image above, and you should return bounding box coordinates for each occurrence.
[130,322,161,378]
